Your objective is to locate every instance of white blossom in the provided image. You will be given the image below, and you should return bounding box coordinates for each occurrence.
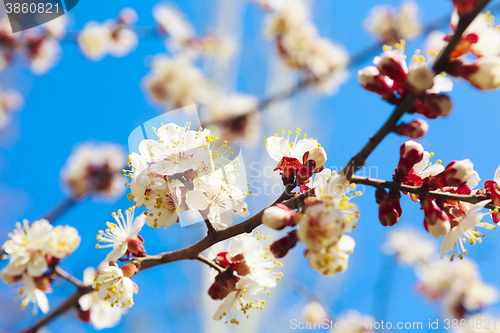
[440,200,495,260]
[212,277,266,325]
[18,274,49,315]
[1,220,53,280]
[79,266,125,329]
[96,208,146,262]
[384,228,437,265]
[47,225,80,259]
[61,142,126,198]
[92,265,137,309]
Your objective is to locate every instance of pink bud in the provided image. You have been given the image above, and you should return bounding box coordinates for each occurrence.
[208,273,239,300]
[121,262,139,278]
[430,159,474,188]
[394,119,429,139]
[127,235,146,257]
[358,66,394,98]
[270,230,298,258]
[421,197,450,238]
[413,94,453,119]
[485,180,500,223]
[375,188,400,226]
[395,140,424,181]
[304,147,327,172]
[377,52,407,83]
[263,204,295,230]
[406,67,435,94]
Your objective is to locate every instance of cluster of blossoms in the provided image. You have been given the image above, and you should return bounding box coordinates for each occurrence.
[208,233,282,324]
[1,219,80,314]
[259,0,349,94]
[380,140,498,260]
[423,7,500,90]
[126,122,251,229]
[152,4,235,59]
[61,142,126,199]
[78,8,138,61]
[385,228,498,320]
[364,1,422,45]
[301,301,374,332]
[359,41,453,140]
[0,86,22,129]
[0,15,68,74]
[261,129,360,276]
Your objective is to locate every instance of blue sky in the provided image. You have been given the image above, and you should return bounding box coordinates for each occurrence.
[2,0,500,332]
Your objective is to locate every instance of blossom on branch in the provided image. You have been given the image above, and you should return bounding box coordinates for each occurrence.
[78,8,138,61]
[0,87,23,129]
[78,265,125,329]
[364,1,421,45]
[92,263,139,309]
[62,142,126,199]
[96,207,146,262]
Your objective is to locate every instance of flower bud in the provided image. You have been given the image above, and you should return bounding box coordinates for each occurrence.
[395,140,424,181]
[270,230,298,258]
[430,159,474,188]
[358,66,394,98]
[484,180,500,224]
[127,235,146,257]
[304,147,327,172]
[262,203,295,230]
[406,67,435,94]
[413,94,453,119]
[394,119,429,139]
[34,275,52,291]
[121,262,139,278]
[458,57,500,90]
[376,188,399,226]
[208,272,239,300]
[421,197,451,238]
[377,52,407,83]
[214,252,231,268]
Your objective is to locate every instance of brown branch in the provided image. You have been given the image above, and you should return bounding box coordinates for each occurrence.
[341,0,492,179]
[351,176,498,210]
[196,254,224,273]
[53,266,86,289]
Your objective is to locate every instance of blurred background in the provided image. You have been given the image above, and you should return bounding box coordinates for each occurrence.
[1,0,500,332]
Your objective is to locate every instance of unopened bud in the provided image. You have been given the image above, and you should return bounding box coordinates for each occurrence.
[422,196,451,238]
[413,94,453,119]
[77,309,91,322]
[376,188,400,226]
[430,159,474,188]
[377,52,407,83]
[208,272,239,300]
[270,230,298,259]
[121,262,139,278]
[358,66,394,98]
[395,140,424,181]
[406,67,435,94]
[485,180,500,223]
[127,235,146,257]
[34,275,52,291]
[304,147,327,172]
[394,119,429,139]
[262,203,295,230]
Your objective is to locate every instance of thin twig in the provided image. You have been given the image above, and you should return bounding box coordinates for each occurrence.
[196,254,224,273]
[39,197,78,223]
[53,266,85,289]
[351,176,498,210]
